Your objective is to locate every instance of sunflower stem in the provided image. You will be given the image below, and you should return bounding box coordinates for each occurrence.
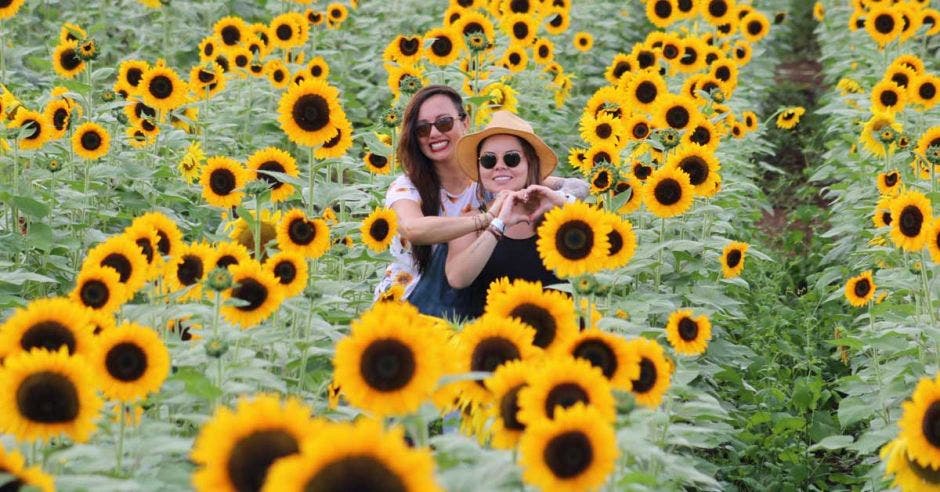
[298,282,315,393]
[116,403,127,475]
[867,300,890,425]
[85,59,94,118]
[655,218,665,289]
[11,140,19,243]
[920,249,936,328]
[253,193,262,260]
[0,19,6,84]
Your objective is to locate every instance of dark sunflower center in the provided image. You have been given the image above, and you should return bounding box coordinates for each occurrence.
[177,255,204,285]
[272,260,297,285]
[508,52,522,65]
[226,430,299,492]
[233,278,268,311]
[368,154,388,169]
[715,66,731,81]
[134,102,156,120]
[257,161,286,189]
[275,23,293,41]
[677,0,693,12]
[106,342,148,382]
[637,51,655,68]
[292,94,332,132]
[16,371,80,423]
[654,178,682,206]
[102,253,133,283]
[127,67,144,86]
[399,37,420,56]
[879,89,898,107]
[853,278,871,298]
[149,75,173,99]
[216,255,239,269]
[908,451,940,484]
[431,36,453,57]
[0,466,24,490]
[593,171,611,190]
[665,106,690,129]
[209,168,237,196]
[747,20,763,35]
[573,339,617,378]
[883,211,893,226]
[52,108,70,131]
[156,231,171,256]
[606,229,623,256]
[885,173,898,186]
[613,61,631,79]
[21,321,76,354]
[22,119,41,140]
[663,44,679,59]
[359,338,415,392]
[891,73,909,88]
[135,238,155,264]
[273,70,285,82]
[288,218,316,245]
[595,123,612,140]
[899,205,924,237]
[632,358,657,393]
[500,384,526,431]
[679,156,708,185]
[592,152,611,165]
[322,128,344,149]
[545,382,589,418]
[726,249,742,268]
[369,219,391,243]
[678,317,698,341]
[510,303,557,348]
[554,220,594,261]
[303,455,407,492]
[544,431,593,479]
[80,279,110,308]
[471,337,521,377]
[874,13,895,34]
[708,0,728,18]
[60,48,82,70]
[916,80,937,102]
[511,0,530,13]
[538,44,549,58]
[922,401,940,450]
[653,0,672,18]
[690,126,712,146]
[636,80,658,104]
[311,65,323,77]
[221,25,241,45]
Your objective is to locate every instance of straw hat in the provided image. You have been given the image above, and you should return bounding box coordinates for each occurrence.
[455,111,558,181]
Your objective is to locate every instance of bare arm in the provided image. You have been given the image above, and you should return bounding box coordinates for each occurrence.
[391,192,510,246]
[544,176,590,199]
[445,193,523,289]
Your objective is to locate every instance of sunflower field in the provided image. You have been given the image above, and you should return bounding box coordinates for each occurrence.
[0,0,939,489]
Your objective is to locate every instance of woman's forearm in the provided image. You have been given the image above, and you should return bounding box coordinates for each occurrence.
[399,214,485,246]
[445,232,498,289]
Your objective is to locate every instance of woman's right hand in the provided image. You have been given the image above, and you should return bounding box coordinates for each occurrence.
[488,190,512,218]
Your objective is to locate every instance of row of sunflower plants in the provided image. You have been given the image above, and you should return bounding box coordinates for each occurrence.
[807,0,940,489]
[0,0,802,489]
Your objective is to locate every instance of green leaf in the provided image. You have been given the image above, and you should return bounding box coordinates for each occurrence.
[27,223,54,252]
[808,435,854,452]
[170,367,222,400]
[0,270,56,285]
[12,196,50,219]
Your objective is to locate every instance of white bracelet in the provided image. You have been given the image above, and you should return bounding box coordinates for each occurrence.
[490,217,506,234]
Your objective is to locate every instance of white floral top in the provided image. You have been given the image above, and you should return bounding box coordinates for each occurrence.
[374,174,481,299]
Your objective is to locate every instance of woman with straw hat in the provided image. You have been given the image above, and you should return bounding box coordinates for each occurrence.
[442,110,571,318]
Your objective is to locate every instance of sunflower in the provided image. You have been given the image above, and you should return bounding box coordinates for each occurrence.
[265,60,290,89]
[164,242,216,300]
[305,56,330,81]
[383,34,423,65]
[844,270,876,307]
[517,355,616,424]
[333,302,443,417]
[720,241,749,278]
[261,419,442,492]
[0,445,55,492]
[871,80,906,115]
[0,348,102,443]
[498,45,529,73]
[582,142,621,169]
[621,70,664,115]
[71,264,126,314]
[666,143,721,196]
[683,117,719,151]
[83,234,149,297]
[623,113,653,142]
[452,314,540,404]
[212,241,252,272]
[52,42,85,79]
[924,8,940,36]
[877,170,902,196]
[612,175,643,214]
[532,37,555,65]
[674,37,707,74]
[9,109,50,151]
[263,251,309,298]
[132,211,183,258]
[918,126,940,160]
[740,11,770,42]
[579,112,622,149]
[776,106,805,130]
[882,437,940,492]
[900,374,940,471]
[363,152,391,175]
[890,190,933,251]
[269,12,309,50]
[192,393,321,492]
[277,79,343,147]
[91,322,169,402]
[860,112,903,157]
[423,26,462,66]
[543,6,570,34]
[626,337,671,408]
[653,94,698,132]
[912,74,940,110]
[603,53,633,85]
[221,261,284,329]
[0,297,95,360]
[42,98,74,139]
[277,208,331,258]
[519,403,617,492]
[190,62,226,99]
[647,0,678,28]
[537,202,612,278]
[313,115,353,160]
[601,212,637,270]
[200,156,247,209]
[731,40,752,65]
[642,165,694,218]
[701,0,734,25]
[361,207,398,253]
[559,329,638,391]
[139,63,187,113]
[246,147,298,203]
[866,6,902,48]
[70,121,110,160]
[665,309,712,356]
[326,2,348,27]
[479,359,532,449]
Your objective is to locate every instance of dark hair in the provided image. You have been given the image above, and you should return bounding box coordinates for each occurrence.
[475,135,541,201]
[397,85,466,274]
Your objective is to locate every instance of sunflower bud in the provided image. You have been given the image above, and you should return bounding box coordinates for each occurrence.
[206,267,232,292]
[204,336,228,358]
[710,89,726,103]
[928,145,940,165]
[897,133,911,149]
[47,159,63,173]
[100,90,116,103]
[382,107,401,128]
[654,128,680,150]
[115,112,129,125]
[878,126,897,144]
[399,75,423,96]
[573,275,597,295]
[465,32,487,53]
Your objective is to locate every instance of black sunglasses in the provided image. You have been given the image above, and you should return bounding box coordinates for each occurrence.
[414,114,464,138]
[479,151,523,170]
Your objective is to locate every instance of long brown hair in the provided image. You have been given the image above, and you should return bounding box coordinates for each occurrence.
[397,85,466,273]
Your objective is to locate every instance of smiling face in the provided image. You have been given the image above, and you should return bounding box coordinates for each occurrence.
[415,94,467,165]
[478,134,530,194]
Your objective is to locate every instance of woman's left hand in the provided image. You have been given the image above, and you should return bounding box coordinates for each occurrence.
[520,185,566,222]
